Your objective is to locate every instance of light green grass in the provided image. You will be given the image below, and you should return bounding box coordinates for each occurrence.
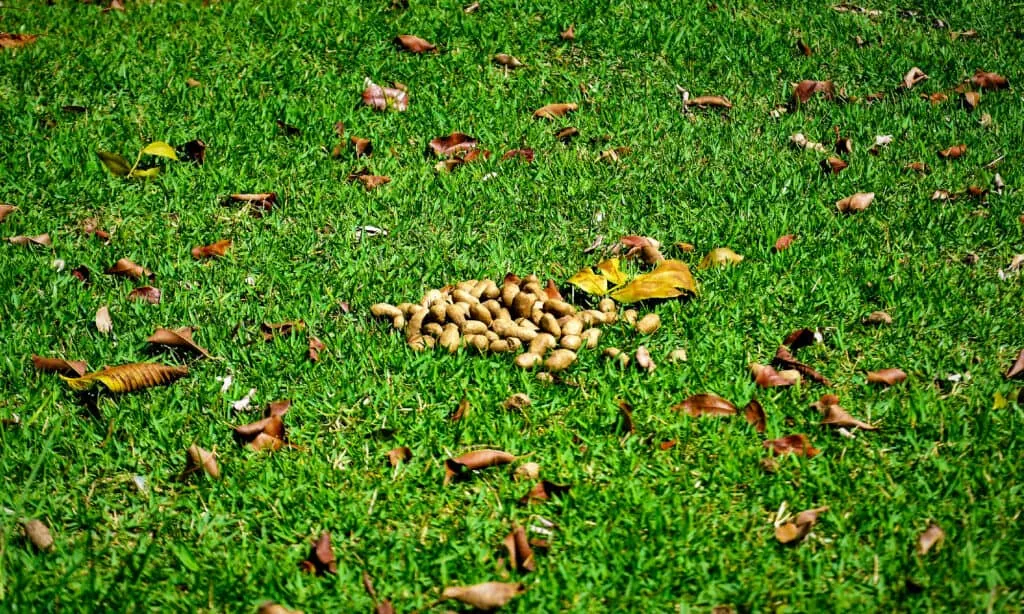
[1,0,1022,611]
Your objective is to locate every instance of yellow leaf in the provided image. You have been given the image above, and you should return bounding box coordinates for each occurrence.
[97,151,131,176]
[610,259,697,303]
[699,247,744,269]
[130,167,161,179]
[597,258,628,286]
[61,363,188,393]
[568,268,608,296]
[993,391,1007,410]
[140,141,178,160]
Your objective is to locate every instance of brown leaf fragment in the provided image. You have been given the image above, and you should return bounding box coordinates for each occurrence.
[699,246,743,269]
[429,132,478,157]
[617,399,635,434]
[776,506,827,544]
[951,29,977,40]
[686,95,732,109]
[107,258,153,280]
[502,393,532,411]
[501,148,535,163]
[8,233,51,247]
[863,311,892,325]
[395,34,436,53]
[266,399,291,417]
[925,92,948,105]
[821,157,848,175]
[183,444,220,479]
[185,77,201,87]
[22,519,54,552]
[782,328,817,350]
[774,345,831,386]
[146,327,213,358]
[191,239,232,259]
[533,103,577,119]
[300,532,338,575]
[503,525,536,573]
[938,144,966,159]
[519,480,570,504]
[751,363,800,388]
[868,368,907,386]
[128,286,161,304]
[308,336,325,362]
[0,204,16,223]
[0,33,38,49]
[555,126,579,142]
[1006,349,1024,379]
[560,24,575,40]
[659,440,677,450]
[228,192,277,217]
[917,523,945,555]
[671,393,737,417]
[388,446,412,467]
[764,434,819,457]
[362,79,409,112]
[177,139,206,164]
[346,168,391,191]
[901,67,928,89]
[835,137,853,155]
[442,582,525,610]
[931,189,954,201]
[743,399,766,433]
[261,320,306,341]
[961,91,981,111]
[597,146,631,162]
[60,363,188,393]
[904,161,929,174]
[445,449,516,484]
[792,80,835,104]
[32,355,88,377]
[836,192,874,213]
[971,70,1008,91]
[104,0,125,12]
[813,393,877,430]
[494,53,524,68]
[350,136,373,158]
[796,39,813,56]
[450,397,470,422]
[773,234,796,252]
[95,306,112,333]
[234,415,287,451]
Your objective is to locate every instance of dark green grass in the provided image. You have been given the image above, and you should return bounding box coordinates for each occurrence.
[1,0,1023,611]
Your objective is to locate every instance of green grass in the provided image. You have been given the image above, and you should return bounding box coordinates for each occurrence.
[2,0,1023,611]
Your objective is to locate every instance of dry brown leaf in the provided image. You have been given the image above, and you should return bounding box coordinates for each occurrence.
[764,434,820,457]
[107,258,153,280]
[836,192,875,213]
[617,399,635,434]
[308,336,325,362]
[450,397,470,422]
[183,444,220,479]
[445,449,516,484]
[494,53,524,68]
[228,192,277,217]
[901,66,928,89]
[363,79,409,112]
[0,33,38,49]
[938,144,966,159]
[796,39,813,56]
[8,234,51,247]
[95,306,113,334]
[347,170,391,191]
[0,204,16,222]
[261,321,306,341]
[519,480,570,504]
[774,345,831,386]
[185,78,201,87]
[776,506,828,544]
[931,189,954,201]
[867,368,907,386]
[442,582,525,610]
[812,393,877,430]
[32,355,88,377]
[234,415,287,452]
[60,363,188,393]
[395,34,436,53]
[619,235,663,260]
[743,399,766,433]
[555,126,579,142]
[146,327,213,358]
[904,161,929,174]
[792,80,835,104]
[863,311,892,325]
[686,95,732,109]
[502,393,531,411]
[503,525,536,573]
[699,247,743,269]
[597,146,631,162]
[501,148,535,163]
[751,363,800,388]
[429,132,478,157]
[128,286,162,304]
[388,446,412,466]
[835,137,853,155]
[773,234,796,252]
[1006,349,1024,379]
[961,91,981,111]
[514,462,540,481]
[971,70,1008,91]
[560,24,575,40]
[191,239,232,259]
[350,136,373,158]
[533,103,577,119]
[821,157,848,174]
[672,393,737,417]
[300,532,338,575]
[917,523,945,555]
[22,519,53,552]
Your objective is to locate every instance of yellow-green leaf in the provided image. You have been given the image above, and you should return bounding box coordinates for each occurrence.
[699,247,744,269]
[993,391,1007,410]
[97,151,131,176]
[610,259,697,303]
[597,258,628,286]
[568,268,608,296]
[130,167,161,179]
[61,363,188,393]
[140,141,178,160]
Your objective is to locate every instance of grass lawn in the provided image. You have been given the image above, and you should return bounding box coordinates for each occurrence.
[2,0,1023,611]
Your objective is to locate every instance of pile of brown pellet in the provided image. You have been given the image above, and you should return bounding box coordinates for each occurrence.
[371,274,661,372]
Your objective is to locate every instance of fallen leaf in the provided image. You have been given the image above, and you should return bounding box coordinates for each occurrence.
[773,234,796,252]
[812,393,877,430]
[442,582,525,610]
[97,151,132,176]
[261,321,306,341]
[961,91,981,111]
[308,336,325,362]
[95,306,112,333]
[904,161,929,174]
[445,449,516,485]
[775,506,827,544]
[617,399,635,434]
[185,77,201,87]
[388,446,412,466]
[671,393,736,417]
[514,462,541,481]
[611,259,697,303]
[0,33,38,49]
[751,363,800,387]
[350,136,373,158]
[619,235,663,261]
[743,399,766,433]
[763,434,819,457]
[503,525,536,573]
[71,266,91,284]
[347,168,391,190]
[543,280,562,301]
[519,480,570,504]
[8,234,51,247]
[191,239,232,259]
[686,95,732,109]
[104,0,125,12]
[821,157,848,174]
[796,39,813,56]
[835,137,853,155]
[362,79,409,112]
[836,192,875,213]
[560,24,575,40]
[146,327,213,358]
[774,345,831,386]
[792,80,835,104]
[395,34,436,53]
[234,415,287,451]
[176,138,206,164]
[107,258,153,280]
[938,144,966,159]
[182,444,220,479]
[450,397,470,422]
[790,133,828,153]
[32,355,88,377]
[926,92,948,105]
[917,523,945,555]
[596,146,631,162]
[0,204,16,222]
[494,53,524,68]
[533,103,577,119]
[567,268,608,296]
[228,192,277,217]
[931,189,954,201]
[635,346,655,372]
[596,258,628,286]
[1003,349,1024,379]
[300,532,338,575]
[60,363,188,393]
[429,132,478,157]
[863,311,892,325]
[22,519,53,552]
[502,393,531,411]
[555,126,579,142]
[971,70,1008,91]
[699,247,743,269]
[901,66,928,89]
[501,148,534,163]
[128,286,162,304]
[867,368,907,386]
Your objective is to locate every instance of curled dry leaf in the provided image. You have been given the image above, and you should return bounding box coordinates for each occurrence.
[775,506,828,544]
[32,355,88,377]
[743,399,766,433]
[501,148,535,163]
[514,462,540,481]
[812,393,877,430]
[0,33,39,49]
[971,70,1008,91]
[503,525,536,573]
[183,444,220,479]
[686,95,732,109]
[519,480,570,504]
[835,137,853,155]
[146,327,213,358]
[444,449,516,485]
[191,239,232,259]
[22,519,54,552]
[95,306,113,334]
[751,363,800,387]
[699,247,743,269]
[905,161,929,174]
[764,434,819,457]
[672,393,736,417]
[107,258,153,279]
[502,393,531,410]
[442,582,525,610]
[774,345,831,386]
[931,189,954,201]
[494,53,524,68]
[938,144,966,159]
[790,133,827,153]
[917,522,945,555]
[597,146,631,162]
[0,204,16,222]
[533,103,577,119]
[836,192,874,213]
[388,446,412,466]
[61,363,188,393]
[429,132,478,157]
[261,320,306,341]
[773,234,796,252]
[234,415,287,451]
[228,192,277,217]
[821,157,848,175]
[618,399,635,434]
[867,368,907,386]
[308,336,325,362]
[901,67,928,89]
[395,34,436,53]
[8,234,51,247]
[450,397,470,422]
[300,532,338,575]
[792,80,835,104]
[362,79,409,112]
[1006,349,1024,379]
[555,126,579,142]
[560,24,575,40]
[619,235,664,261]
[350,136,373,158]
[961,91,981,111]
[347,169,391,191]
[128,286,162,304]
[82,218,111,241]
[863,311,893,325]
